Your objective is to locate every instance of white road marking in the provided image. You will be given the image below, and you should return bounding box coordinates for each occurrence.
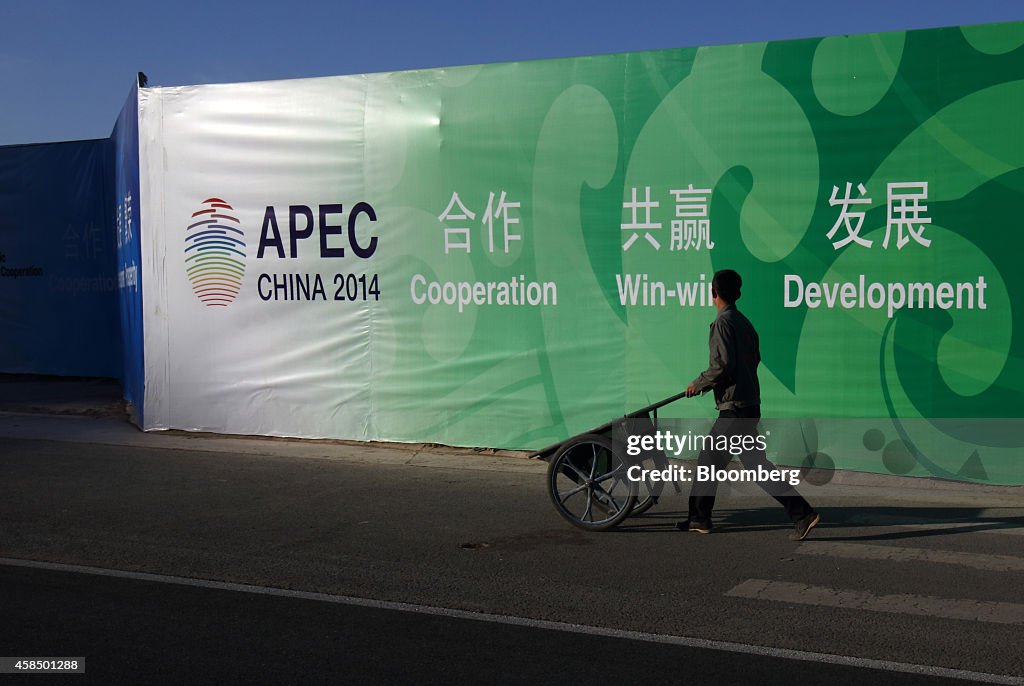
[727,578,1024,626]
[798,541,1024,572]
[1,557,1022,685]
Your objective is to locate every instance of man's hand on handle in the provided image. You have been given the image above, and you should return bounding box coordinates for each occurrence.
[685,382,701,398]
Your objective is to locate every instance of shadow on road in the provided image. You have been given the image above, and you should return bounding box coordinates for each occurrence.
[607,506,1024,539]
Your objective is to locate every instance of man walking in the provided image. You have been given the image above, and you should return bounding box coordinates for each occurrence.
[680,269,819,540]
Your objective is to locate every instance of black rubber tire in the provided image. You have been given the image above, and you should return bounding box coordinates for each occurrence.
[630,494,657,516]
[547,433,637,531]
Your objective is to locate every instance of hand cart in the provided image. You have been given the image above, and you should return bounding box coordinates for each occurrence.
[532,391,690,531]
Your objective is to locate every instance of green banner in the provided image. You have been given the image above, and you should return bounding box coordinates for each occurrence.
[140,21,1024,483]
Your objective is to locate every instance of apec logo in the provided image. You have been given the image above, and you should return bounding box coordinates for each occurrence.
[184,197,381,307]
[184,198,246,307]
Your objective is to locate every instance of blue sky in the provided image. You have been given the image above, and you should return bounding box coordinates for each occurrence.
[1,0,1020,146]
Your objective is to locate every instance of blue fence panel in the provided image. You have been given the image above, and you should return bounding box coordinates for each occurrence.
[0,138,120,377]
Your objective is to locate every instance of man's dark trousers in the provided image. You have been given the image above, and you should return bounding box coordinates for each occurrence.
[688,404,814,525]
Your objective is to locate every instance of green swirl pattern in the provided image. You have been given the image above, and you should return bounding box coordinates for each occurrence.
[361,21,1024,483]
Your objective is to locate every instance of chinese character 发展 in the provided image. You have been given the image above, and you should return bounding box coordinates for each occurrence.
[827,182,873,250]
[884,181,931,250]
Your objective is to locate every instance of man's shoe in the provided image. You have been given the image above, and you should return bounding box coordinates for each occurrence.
[676,519,712,534]
[792,512,820,541]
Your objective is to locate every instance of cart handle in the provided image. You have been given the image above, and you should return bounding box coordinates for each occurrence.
[530,389,696,458]
[623,390,690,419]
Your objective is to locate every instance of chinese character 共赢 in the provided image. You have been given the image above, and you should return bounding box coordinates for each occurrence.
[621,186,662,251]
[827,182,873,250]
[669,185,714,251]
[438,192,475,254]
[884,182,932,250]
[482,191,521,254]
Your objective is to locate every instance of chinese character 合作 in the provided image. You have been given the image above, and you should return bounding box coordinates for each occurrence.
[438,191,475,254]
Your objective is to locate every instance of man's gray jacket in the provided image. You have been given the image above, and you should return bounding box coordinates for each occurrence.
[690,305,761,410]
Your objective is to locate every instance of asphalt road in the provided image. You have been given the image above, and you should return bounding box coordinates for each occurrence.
[1,411,1023,684]
[0,564,992,686]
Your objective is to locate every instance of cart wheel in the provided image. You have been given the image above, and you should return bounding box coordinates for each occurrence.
[627,452,663,517]
[630,494,657,517]
[547,433,636,531]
